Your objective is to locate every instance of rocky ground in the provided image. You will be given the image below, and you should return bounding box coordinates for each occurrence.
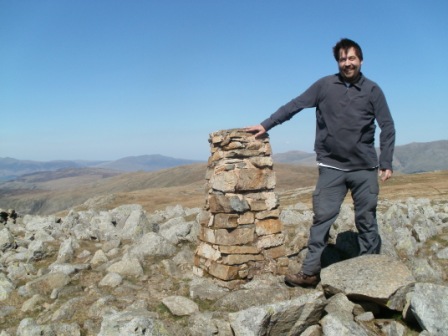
[1,193,448,335]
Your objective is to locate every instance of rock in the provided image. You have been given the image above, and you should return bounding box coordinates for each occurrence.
[98,309,168,336]
[51,297,83,322]
[90,249,109,266]
[0,272,15,301]
[321,254,415,308]
[162,295,199,316]
[0,228,15,251]
[16,318,81,336]
[106,255,143,277]
[355,311,374,322]
[409,282,448,335]
[409,258,444,283]
[21,294,46,312]
[159,217,194,244]
[55,237,79,264]
[120,209,151,240]
[128,232,176,260]
[23,272,71,296]
[437,247,448,259]
[324,292,355,321]
[380,321,407,336]
[228,291,325,335]
[48,263,90,275]
[99,272,123,287]
[320,313,371,336]
[188,312,233,336]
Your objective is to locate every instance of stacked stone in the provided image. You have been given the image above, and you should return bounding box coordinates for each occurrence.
[193,129,288,287]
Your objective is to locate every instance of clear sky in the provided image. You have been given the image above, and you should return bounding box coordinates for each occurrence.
[1,1,447,161]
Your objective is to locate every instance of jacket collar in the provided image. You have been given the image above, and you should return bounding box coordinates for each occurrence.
[334,72,365,89]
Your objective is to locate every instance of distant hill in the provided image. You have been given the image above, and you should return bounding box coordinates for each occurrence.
[1,140,447,182]
[392,140,448,173]
[0,157,90,181]
[273,140,448,173]
[273,150,316,166]
[0,155,203,181]
[92,154,203,172]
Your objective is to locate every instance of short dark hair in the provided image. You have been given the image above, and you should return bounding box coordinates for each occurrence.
[333,38,363,61]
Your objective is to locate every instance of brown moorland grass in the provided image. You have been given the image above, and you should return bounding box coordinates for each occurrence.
[2,163,447,216]
[103,167,448,214]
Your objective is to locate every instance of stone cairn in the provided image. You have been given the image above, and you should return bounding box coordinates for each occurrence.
[193,129,289,288]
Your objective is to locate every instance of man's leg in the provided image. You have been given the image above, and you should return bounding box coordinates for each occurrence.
[302,167,348,275]
[348,169,381,255]
[285,167,347,287]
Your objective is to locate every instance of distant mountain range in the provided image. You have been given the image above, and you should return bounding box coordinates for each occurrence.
[272,140,448,174]
[1,140,447,181]
[0,154,203,181]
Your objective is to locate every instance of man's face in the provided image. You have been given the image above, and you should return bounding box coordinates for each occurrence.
[338,47,362,83]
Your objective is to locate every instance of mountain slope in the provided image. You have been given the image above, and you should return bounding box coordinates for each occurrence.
[392,140,448,173]
[93,154,203,172]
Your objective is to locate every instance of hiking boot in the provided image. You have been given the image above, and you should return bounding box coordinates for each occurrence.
[284,271,320,287]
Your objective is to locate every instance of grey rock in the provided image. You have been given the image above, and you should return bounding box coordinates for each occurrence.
[410,258,444,283]
[436,247,448,259]
[0,228,15,251]
[189,276,229,301]
[324,293,354,321]
[90,249,109,266]
[106,255,143,277]
[321,255,415,307]
[213,286,292,311]
[228,291,325,336]
[88,296,116,319]
[21,294,46,312]
[386,283,415,311]
[301,324,322,336]
[320,313,370,336]
[6,262,36,283]
[22,214,59,232]
[98,309,169,336]
[99,272,123,287]
[409,282,448,335]
[51,297,83,322]
[380,321,407,336]
[0,305,15,318]
[354,311,374,322]
[188,312,233,336]
[16,318,81,336]
[159,217,194,244]
[128,232,176,261]
[55,237,79,264]
[48,263,90,275]
[0,272,15,301]
[120,208,151,240]
[23,272,71,296]
[162,295,199,316]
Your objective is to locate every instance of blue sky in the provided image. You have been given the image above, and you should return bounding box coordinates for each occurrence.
[1,1,447,161]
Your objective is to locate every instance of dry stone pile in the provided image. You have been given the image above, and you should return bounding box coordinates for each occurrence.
[194,129,288,287]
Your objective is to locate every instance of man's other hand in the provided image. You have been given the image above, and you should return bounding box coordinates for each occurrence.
[379,169,393,182]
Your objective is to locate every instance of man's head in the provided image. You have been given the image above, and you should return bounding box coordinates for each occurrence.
[333,38,363,83]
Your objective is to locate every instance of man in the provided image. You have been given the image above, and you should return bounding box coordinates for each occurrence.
[245,38,395,287]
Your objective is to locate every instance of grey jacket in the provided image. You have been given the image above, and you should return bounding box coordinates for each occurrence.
[261,73,395,171]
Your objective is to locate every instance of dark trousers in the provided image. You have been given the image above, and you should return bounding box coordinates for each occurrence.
[301,166,381,275]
